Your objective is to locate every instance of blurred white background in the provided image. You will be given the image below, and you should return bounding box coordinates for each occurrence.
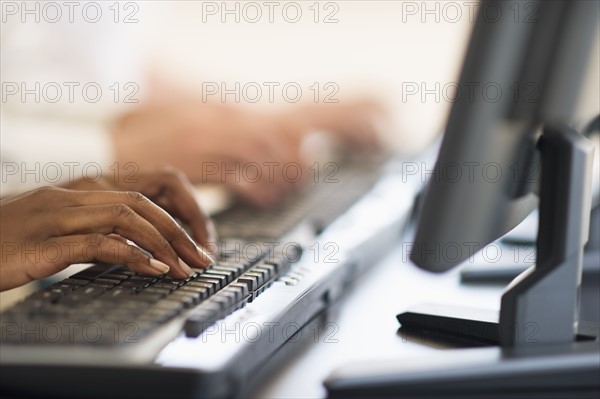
[143,0,473,152]
[2,0,479,154]
[3,1,598,151]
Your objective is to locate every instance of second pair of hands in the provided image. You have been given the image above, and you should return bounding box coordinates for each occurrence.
[0,168,216,292]
[111,99,386,206]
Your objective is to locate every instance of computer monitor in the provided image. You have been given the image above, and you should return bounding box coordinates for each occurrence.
[408,0,598,347]
[412,0,596,271]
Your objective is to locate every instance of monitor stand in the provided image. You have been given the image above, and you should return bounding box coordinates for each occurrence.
[397,124,597,347]
[325,126,600,397]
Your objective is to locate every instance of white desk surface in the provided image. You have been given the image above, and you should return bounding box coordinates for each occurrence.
[255,241,506,398]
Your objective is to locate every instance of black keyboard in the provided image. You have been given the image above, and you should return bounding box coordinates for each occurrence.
[0,240,300,346]
[0,158,381,349]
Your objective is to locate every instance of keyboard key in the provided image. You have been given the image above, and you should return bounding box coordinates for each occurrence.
[159,276,186,286]
[61,278,90,287]
[221,288,241,303]
[139,303,181,324]
[154,299,184,313]
[210,266,239,280]
[49,287,72,296]
[104,300,150,317]
[243,272,263,287]
[254,265,274,281]
[192,280,221,296]
[203,269,234,284]
[167,292,197,307]
[134,293,164,303]
[184,306,220,337]
[58,286,105,304]
[228,283,249,298]
[218,261,246,273]
[178,286,210,301]
[111,269,137,277]
[199,274,227,288]
[120,280,150,289]
[209,296,231,311]
[152,282,178,292]
[50,283,78,292]
[34,304,72,317]
[251,268,270,284]
[261,260,280,273]
[236,276,257,291]
[94,278,122,286]
[78,286,106,297]
[87,282,115,289]
[187,281,215,296]
[103,288,135,300]
[128,276,158,283]
[69,264,120,280]
[142,287,171,296]
[69,267,102,279]
[102,273,130,281]
[199,302,221,317]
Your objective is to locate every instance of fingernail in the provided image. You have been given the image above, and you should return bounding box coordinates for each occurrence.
[149,258,170,274]
[197,246,216,266]
[178,258,195,277]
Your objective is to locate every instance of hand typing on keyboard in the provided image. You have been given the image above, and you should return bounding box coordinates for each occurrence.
[0,173,216,291]
[110,97,388,207]
[63,166,218,247]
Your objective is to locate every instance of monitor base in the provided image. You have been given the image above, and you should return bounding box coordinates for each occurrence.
[325,334,600,399]
[325,306,600,398]
[396,303,599,348]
